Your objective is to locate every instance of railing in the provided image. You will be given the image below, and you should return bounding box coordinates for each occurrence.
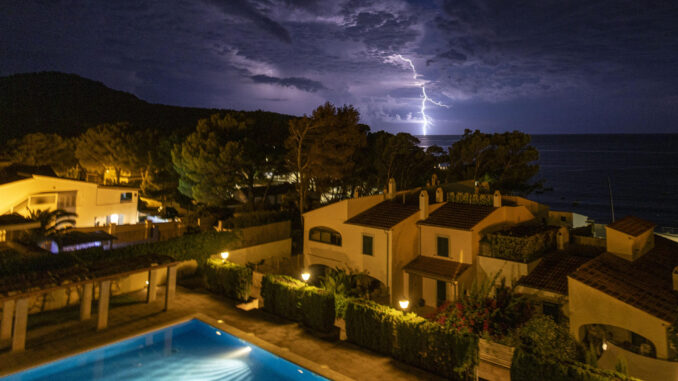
[660,226,678,235]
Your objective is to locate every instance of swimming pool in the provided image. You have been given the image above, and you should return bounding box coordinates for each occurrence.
[2,319,328,381]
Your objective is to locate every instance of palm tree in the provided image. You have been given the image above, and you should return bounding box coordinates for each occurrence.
[26,208,77,238]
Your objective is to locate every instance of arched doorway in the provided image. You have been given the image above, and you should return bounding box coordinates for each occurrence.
[580,324,657,359]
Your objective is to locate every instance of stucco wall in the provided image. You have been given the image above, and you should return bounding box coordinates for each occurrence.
[568,276,670,359]
[477,255,540,286]
[223,238,292,266]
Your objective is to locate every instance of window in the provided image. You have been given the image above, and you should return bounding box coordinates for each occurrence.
[542,302,560,323]
[560,216,567,222]
[0,230,5,242]
[362,234,374,256]
[30,195,56,205]
[309,227,341,246]
[437,236,449,257]
[120,192,133,202]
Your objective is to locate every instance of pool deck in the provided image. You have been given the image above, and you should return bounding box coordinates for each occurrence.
[0,286,444,380]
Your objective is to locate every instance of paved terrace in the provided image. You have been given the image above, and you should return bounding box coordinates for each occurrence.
[0,286,443,380]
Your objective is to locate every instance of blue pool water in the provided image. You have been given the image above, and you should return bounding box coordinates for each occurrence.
[2,319,327,381]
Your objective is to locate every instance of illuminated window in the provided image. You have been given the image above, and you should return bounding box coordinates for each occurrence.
[309,227,341,246]
[120,192,133,202]
[0,230,6,242]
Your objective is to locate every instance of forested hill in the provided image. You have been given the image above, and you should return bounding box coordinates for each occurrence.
[0,72,294,139]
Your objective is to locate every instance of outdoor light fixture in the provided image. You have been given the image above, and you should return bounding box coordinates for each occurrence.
[220,251,229,261]
[399,300,410,310]
[145,280,150,285]
[602,342,608,351]
[301,272,310,282]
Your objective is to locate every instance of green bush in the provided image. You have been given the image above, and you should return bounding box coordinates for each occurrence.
[204,258,252,302]
[394,314,478,380]
[486,227,557,262]
[344,299,397,355]
[511,316,638,381]
[261,274,335,333]
[223,210,288,229]
[335,294,351,319]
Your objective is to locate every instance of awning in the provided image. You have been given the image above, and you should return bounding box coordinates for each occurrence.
[403,255,470,283]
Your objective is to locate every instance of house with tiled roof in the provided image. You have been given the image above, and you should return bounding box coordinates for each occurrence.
[304,179,444,303]
[404,191,536,308]
[567,216,678,380]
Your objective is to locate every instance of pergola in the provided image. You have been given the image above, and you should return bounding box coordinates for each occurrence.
[0,254,180,352]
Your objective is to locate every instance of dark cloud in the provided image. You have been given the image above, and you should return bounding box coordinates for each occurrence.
[250,74,325,92]
[1,0,677,134]
[205,0,292,43]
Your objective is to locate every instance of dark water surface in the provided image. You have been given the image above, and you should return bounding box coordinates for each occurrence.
[417,134,678,228]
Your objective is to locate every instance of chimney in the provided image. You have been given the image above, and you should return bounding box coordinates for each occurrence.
[387,178,396,200]
[431,174,438,187]
[354,186,360,198]
[673,266,678,291]
[493,190,502,207]
[419,190,429,220]
[435,187,444,203]
[557,227,569,250]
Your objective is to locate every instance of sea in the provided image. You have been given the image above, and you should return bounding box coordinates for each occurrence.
[417,134,678,229]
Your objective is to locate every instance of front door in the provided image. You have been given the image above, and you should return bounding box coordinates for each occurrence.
[436,280,446,306]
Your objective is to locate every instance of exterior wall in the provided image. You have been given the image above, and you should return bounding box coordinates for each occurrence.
[568,277,670,359]
[0,176,138,227]
[390,209,429,302]
[223,238,292,266]
[598,340,678,381]
[606,227,654,260]
[420,226,473,263]
[477,256,541,286]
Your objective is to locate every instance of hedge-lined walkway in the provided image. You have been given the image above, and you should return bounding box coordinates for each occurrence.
[0,286,444,381]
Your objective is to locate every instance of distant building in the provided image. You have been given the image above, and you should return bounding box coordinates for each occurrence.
[0,214,40,243]
[0,164,139,227]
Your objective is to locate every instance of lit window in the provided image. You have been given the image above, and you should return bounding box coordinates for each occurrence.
[0,230,6,242]
[309,227,342,246]
[120,192,133,202]
[362,235,373,256]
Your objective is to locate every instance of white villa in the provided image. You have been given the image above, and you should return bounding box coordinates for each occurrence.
[0,165,139,227]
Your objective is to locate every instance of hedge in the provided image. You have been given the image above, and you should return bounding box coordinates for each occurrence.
[394,314,478,380]
[345,299,398,355]
[485,227,557,263]
[511,352,638,381]
[204,258,252,302]
[344,299,478,380]
[447,192,493,206]
[261,274,336,333]
[0,230,239,279]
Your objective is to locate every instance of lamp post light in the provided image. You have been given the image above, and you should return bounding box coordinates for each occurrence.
[398,299,410,311]
[301,272,310,282]
[602,342,608,351]
[220,251,229,263]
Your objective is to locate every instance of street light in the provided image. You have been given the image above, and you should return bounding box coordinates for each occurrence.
[399,299,410,310]
[602,342,608,351]
[301,272,310,282]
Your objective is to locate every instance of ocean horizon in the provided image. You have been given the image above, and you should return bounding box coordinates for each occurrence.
[417,133,678,228]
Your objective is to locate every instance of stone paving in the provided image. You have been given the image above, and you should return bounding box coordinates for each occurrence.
[0,286,443,380]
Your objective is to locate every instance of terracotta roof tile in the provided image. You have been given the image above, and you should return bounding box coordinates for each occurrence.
[403,255,471,282]
[345,200,419,229]
[568,236,678,322]
[517,246,601,295]
[607,216,655,237]
[418,202,496,230]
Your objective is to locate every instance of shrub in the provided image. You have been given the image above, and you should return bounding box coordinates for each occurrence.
[344,299,397,355]
[204,258,252,302]
[261,274,335,333]
[485,225,558,262]
[223,210,288,229]
[335,294,351,319]
[394,313,478,380]
[511,315,638,381]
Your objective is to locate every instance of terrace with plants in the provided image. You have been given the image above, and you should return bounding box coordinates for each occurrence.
[481,223,560,263]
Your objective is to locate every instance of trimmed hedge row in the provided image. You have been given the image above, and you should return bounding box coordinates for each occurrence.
[204,258,252,302]
[511,352,639,381]
[345,299,478,380]
[261,274,336,333]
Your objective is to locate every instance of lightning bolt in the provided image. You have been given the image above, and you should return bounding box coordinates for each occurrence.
[395,55,449,135]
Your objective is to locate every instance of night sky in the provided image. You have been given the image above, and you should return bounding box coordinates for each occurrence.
[2,1,678,135]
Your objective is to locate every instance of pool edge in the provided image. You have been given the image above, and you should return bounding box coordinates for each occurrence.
[0,312,353,381]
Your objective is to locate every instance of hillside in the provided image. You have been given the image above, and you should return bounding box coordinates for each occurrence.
[0,72,294,139]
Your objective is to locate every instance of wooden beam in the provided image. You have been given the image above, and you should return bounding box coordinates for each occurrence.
[164,265,177,311]
[97,280,111,330]
[147,269,159,303]
[0,299,15,346]
[11,298,28,352]
[80,282,93,321]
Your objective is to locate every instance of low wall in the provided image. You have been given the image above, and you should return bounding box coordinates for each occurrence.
[213,238,292,267]
[599,340,678,381]
[573,235,606,248]
[478,338,514,381]
[16,260,197,315]
[233,221,291,247]
[71,221,187,245]
[477,255,541,286]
